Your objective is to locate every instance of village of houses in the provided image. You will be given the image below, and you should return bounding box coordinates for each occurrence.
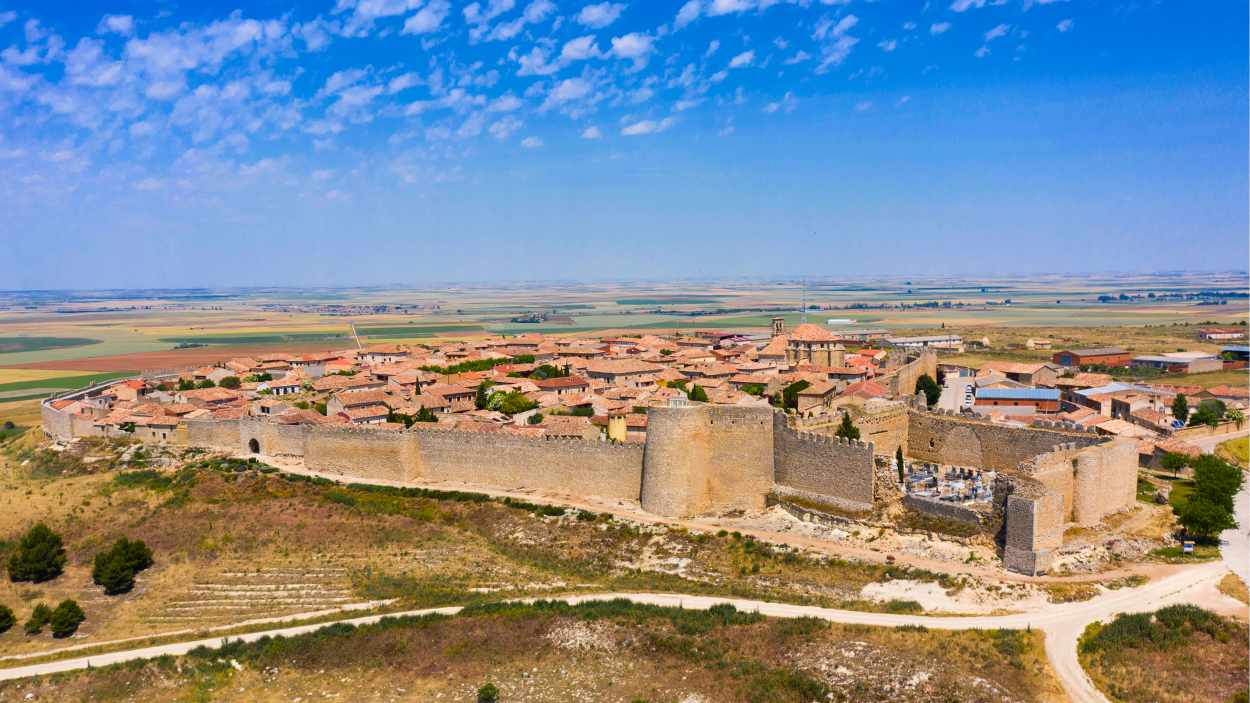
[47,321,1250,467]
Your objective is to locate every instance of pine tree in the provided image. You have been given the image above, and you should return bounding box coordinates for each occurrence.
[896,446,906,483]
[1172,394,1189,423]
[49,599,85,638]
[7,523,66,583]
[834,412,860,441]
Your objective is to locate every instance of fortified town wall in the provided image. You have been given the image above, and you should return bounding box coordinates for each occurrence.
[43,382,1139,575]
[772,415,876,513]
[881,349,938,398]
[906,409,1102,471]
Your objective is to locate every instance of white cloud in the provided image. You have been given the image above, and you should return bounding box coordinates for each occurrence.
[403,0,450,34]
[515,46,559,76]
[387,72,421,94]
[877,39,897,52]
[729,50,754,68]
[984,23,1010,42]
[895,95,911,106]
[581,125,602,139]
[620,116,674,136]
[708,0,752,16]
[65,38,123,87]
[705,39,720,57]
[784,50,810,64]
[488,93,523,111]
[816,36,857,72]
[577,3,625,29]
[129,120,157,138]
[763,91,797,114]
[974,46,989,58]
[609,32,653,69]
[520,135,543,148]
[1056,19,1073,33]
[322,68,368,96]
[98,15,135,36]
[674,0,701,30]
[0,11,15,29]
[930,22,952,35]
[854,100,872,112]
[561,35,602,61]
[949,0,987,11]
[629,85,653,103]
[541,76,593,110]
[489,115,523,139]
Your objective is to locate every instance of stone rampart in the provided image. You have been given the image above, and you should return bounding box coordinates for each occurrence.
[882,350,937,397]
[413,427,645,502]
[186,418,243,453]
[641,405,775,517]
[906,409,1100,471]
[304,426,414,482]
[773,415,875,513]
[993,475,1064,575]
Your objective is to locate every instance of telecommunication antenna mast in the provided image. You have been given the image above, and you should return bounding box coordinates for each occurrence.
[800,279,808,324]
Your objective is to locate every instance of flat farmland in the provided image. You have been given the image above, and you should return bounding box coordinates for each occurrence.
[0,274,1243,374]
[0,344,351,373]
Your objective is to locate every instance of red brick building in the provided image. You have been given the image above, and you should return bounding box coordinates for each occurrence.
[1051,347,1132,368]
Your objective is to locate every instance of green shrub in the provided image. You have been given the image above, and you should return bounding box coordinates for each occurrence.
[477,683,499,703]
[24,602,51,635]
[1080,604,1231,655]
[49,599,85,638]
[7,523,66,583]
[0,604,14,634]
[92,538,155,595]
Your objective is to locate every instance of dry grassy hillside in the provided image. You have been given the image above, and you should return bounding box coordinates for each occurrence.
[0,599,1065,703]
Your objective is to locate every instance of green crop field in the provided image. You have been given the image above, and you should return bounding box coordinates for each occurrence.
[356,324,486,337]
[158,332,354,345]
[0,336,101,354]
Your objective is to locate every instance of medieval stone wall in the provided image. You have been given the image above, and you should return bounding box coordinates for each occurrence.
[1071,438,1137,526]
[641,405,775,517]
[853,402,908,457]
[993,475,1064,575]
[773,415,876,512]
[882,350,937,397]
[414,427,645,502]
[185,418,243,452]
[304,427,414,482]
[906,409,1100,471]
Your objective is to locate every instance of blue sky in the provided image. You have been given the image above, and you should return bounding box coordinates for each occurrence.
[0,0,1245,289]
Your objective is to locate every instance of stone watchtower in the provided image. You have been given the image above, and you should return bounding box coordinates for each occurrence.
[641,403,776,517]
[772,316,785,338]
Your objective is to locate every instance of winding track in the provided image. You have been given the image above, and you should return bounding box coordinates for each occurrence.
[0,560,1235,701]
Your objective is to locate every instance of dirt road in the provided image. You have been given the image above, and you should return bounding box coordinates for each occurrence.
[0,561,1237,702]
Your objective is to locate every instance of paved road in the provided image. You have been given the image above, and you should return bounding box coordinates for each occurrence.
[1186,428,1247,454]
[0,561,1233,702]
